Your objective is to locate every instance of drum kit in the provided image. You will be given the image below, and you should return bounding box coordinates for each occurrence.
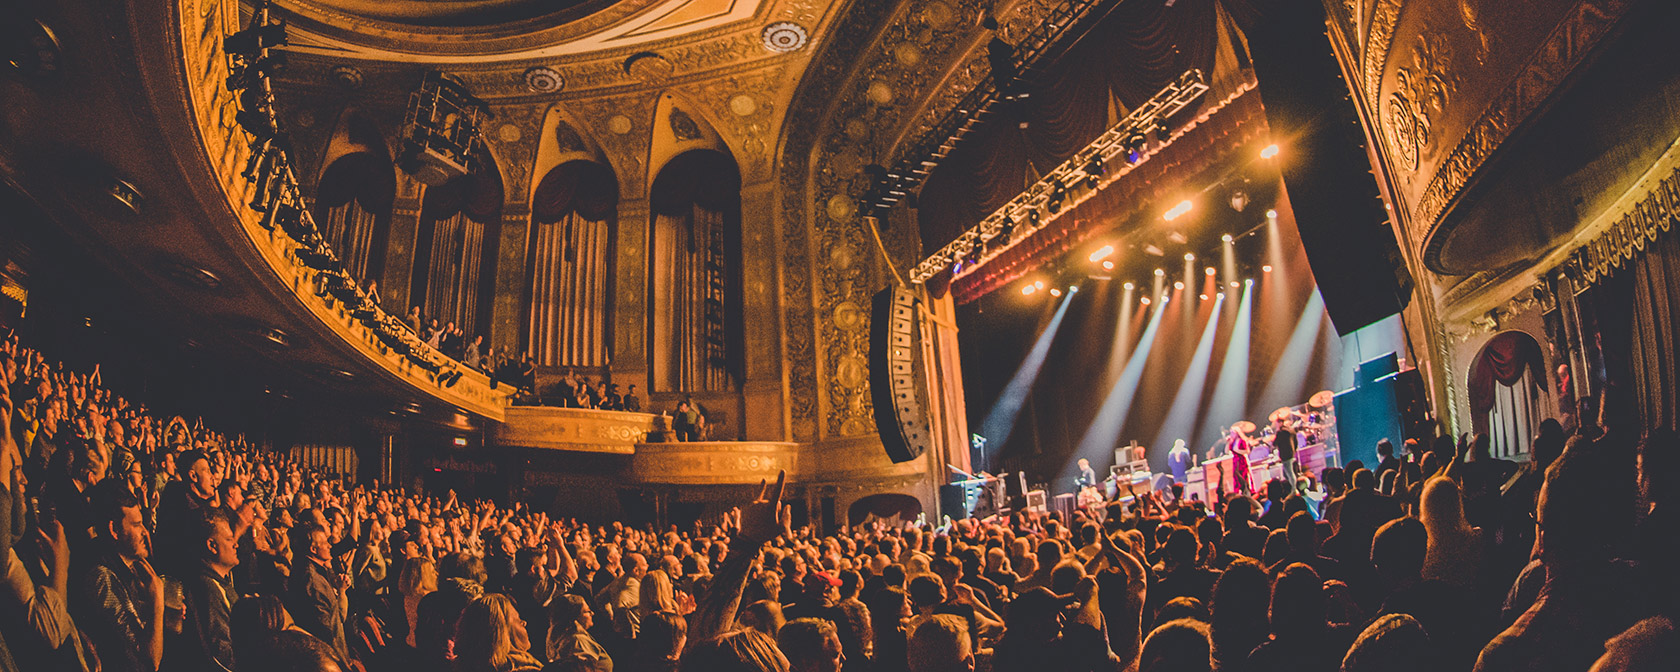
[1254,390,1337,446]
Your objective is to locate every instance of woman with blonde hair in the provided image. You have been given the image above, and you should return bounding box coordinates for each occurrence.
[626,569,681,640]
[396,555,438,647]
[454,593,542,672]
[1420,475,1486,588]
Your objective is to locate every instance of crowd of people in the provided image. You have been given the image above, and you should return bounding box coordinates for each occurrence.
[0,318,1674,672]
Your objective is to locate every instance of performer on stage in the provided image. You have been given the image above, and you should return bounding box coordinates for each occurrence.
[1272,414,1300,487]
[1076,458,1099,490]
[1167,439,1192,483]
[1226,423,1254,495]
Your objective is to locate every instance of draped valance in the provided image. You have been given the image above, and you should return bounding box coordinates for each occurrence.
[532,160,619,223]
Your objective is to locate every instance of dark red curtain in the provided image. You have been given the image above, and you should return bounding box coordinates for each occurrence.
[316,151,395,212]
[1468,331,1546,417]
[420,156,504,224]
[650,150,741,217]
[533,160,619,223]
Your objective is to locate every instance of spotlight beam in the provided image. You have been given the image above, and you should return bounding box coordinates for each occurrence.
[1198,283,1253,452]
[1153,293,1225,466]
[976,293,1076,466]
[1258,290,1329,414]
[1068,299,1167,486]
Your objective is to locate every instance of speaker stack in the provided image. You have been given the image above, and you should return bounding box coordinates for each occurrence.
[1248,1,1413,336]
[870,286,933,464]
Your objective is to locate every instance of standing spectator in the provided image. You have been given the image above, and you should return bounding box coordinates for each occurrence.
[452,593,541,672]
[780,617,844,672]
[672,402,700,443]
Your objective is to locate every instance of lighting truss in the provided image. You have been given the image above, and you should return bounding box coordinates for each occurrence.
[910,69,1209,284]
[860,0,1114,216]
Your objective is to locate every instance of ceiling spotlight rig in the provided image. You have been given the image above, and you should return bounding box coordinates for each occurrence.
[911,70,1208,284]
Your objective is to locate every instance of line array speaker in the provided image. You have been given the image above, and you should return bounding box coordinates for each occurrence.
[1248,0,1413,335]
[870,286,932,463]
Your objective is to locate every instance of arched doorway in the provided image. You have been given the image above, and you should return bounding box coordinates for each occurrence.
[1468,330,1549,457]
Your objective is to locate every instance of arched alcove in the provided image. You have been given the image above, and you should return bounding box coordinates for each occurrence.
[648,149,741,393]
[526,159,619,367]
[412,152,504,342]
[1468,330,1549,457]
[314,111,395,284]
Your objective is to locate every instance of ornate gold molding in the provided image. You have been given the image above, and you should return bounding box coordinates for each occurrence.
[491,406,655,453]
[1412,0,1631,243]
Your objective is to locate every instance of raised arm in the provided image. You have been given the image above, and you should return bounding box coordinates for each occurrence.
[688,471,788,647]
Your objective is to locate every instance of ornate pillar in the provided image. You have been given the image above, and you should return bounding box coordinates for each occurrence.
[610,198,651,387]
[739,180,787,440]
[490,202,531,356]
[380,174,424,313]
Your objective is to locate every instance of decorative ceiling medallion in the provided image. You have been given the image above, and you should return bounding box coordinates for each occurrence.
[524,66,564,93]
[729,94,758,117]
[761,22,809,53]
[331,65,364,89]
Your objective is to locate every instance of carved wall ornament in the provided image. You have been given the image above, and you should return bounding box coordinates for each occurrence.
[523,66,563,93]
[1362,0,1405,107]
[669,107,704,141]
[624,52,675,84]
[607,115,633,135]
[1386,31,1458,174]
[762,22,810,53]
[730,94,759,116]
[554,121,587,151]
[1414,0,1633,242]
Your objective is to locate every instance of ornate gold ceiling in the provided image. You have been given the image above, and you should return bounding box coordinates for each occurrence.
[276,0,778,60]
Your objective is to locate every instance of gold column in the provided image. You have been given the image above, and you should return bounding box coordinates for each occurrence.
[610,198,651,386]
[739,180,787,440]
[490,202,532,356]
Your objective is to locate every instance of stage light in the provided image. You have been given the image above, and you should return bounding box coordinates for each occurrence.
[1260,144,1280,159]
[1265,208,1278,220]
[1244,278,1254,286]
[1167,231,1188,245]
[1222,233,1234,243]
[1164,199,1193,221]
[1050,288,1062,297]
[1205,266,1216,276]
[1088,245,1114,262]
[1140,296,1151,305]
[1229,190,1250,212]
[1068,286,1078,293]
[1184,252,1195,261]
[1102,260,1114,270]
[1034,280,1045,290]
[1123,282,1135,290]
[1262,264,1273,273]
[1229,281,1240,288]
[1154,268,1165,276]
[1022,285,1036,295]
[1174,281,1184,290]
[1144,244,1165,256]
[1200,294,1208,300]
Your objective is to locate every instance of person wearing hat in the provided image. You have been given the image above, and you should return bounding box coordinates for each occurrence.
[787,570,846,629]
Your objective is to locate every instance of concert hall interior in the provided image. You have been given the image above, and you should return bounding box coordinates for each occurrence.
[1,1,1678,671]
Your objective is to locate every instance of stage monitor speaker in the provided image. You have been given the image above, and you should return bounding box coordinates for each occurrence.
[870,286,932,463]
[1248,1,1413,336]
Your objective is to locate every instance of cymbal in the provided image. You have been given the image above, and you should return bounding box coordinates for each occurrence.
[1309,390,1335,408]
[1268,407,1295,424]
[1232,420,1257,434]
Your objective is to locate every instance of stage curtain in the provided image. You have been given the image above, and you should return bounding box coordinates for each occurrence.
[1627,228,1680,434]
[651,205,730,392]
[1468,331,1546,418]
[528,212,611,367]
[316,152,393,282]
[423,211,486,332]
[528,160,619,366]
[917,0,1227,254]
